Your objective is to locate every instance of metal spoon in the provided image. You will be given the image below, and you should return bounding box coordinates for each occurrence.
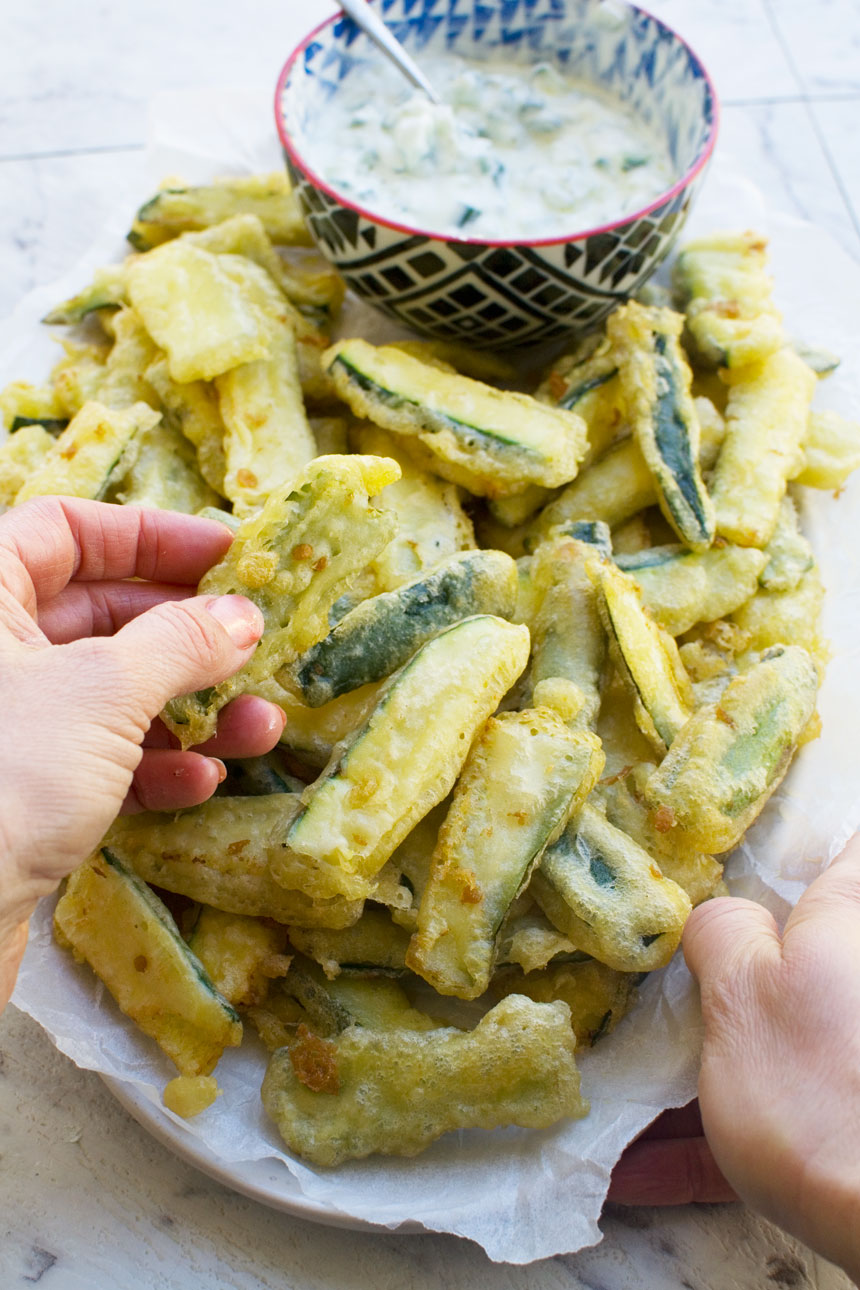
[339,0,442,103]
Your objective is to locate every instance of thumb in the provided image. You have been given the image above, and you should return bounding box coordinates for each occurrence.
[683,896,781,989]
[101,593,264,721]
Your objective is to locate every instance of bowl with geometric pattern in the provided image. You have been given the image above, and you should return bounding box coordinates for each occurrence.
[276,0,718,351]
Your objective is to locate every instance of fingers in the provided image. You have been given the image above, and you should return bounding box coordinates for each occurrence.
[607,1134,738,1206]
[102,593,265,725]
[192,694,287,757]
[143,696,287,756]
[783,832,860,938]
[0,497,235,609]
[37,580,193,643]
[121,748,226,814]
[683,896,781,987]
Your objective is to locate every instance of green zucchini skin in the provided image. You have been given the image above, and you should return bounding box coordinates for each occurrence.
[9,415,68,437]
[532,805,692,972]
[566,520,612,557]
[608,303,716,551]
[642,644,819,853]
[286,549,518,708]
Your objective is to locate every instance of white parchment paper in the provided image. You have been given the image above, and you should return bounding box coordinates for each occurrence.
[6,88,860,1264]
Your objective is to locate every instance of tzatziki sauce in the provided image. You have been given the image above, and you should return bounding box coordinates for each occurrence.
[306,55,676,240]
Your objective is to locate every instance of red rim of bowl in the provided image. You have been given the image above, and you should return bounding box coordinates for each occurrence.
[274,0,720,250]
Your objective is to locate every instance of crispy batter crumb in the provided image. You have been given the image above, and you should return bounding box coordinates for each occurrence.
[290,1024,340,1094]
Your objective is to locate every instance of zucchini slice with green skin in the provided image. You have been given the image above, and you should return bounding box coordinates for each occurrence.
[523,436,655,552]
[132,173,312,247]
[324,338,587,498]
[531,804,692,973]
[616,543,768,636]
[104,796,363,928]
[53,849,242,1076]
[284,549,518,708]
[595,560,694,752]
[407,714,603,1000]
[672,231,784,369]
[161,454,400,748]
[288,908,413,980]
[642,644,820,854]
[42,265,128,325]
[710,346,816,548]
[281,615,531,902]
[527,534,609,729]
[758,496,813,592]
[608,301,715,551]
[14,400,155,504]
[261,994,586,1166]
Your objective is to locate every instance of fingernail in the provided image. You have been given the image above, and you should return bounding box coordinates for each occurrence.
[206,595,264,649]
[210,758,227,784]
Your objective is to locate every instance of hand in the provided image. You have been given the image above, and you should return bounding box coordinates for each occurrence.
[610,835,860,1284]
[0,496,287,1008]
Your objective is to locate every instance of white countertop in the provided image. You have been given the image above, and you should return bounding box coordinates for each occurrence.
[1,1,859,1285]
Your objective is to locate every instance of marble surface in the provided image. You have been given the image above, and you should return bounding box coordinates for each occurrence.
[1,1,859,1286]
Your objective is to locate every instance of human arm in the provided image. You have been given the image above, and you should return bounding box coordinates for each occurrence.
[0,495,287,1010]
[609,834,860,1284]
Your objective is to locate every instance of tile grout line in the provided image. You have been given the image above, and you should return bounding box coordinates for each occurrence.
[0,142,145,165]
[762,0,860,250]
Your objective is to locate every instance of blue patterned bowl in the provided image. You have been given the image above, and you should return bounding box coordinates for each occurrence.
[275,0,718,349]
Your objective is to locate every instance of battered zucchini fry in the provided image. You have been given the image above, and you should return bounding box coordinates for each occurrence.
[731,563,827,664]
[672,231,784,369]
[216,313,316,514]
[145,356,228,494]
[283,549,518,707]
[607,301,715,550]
[531,803,692,972]
[325,338,587,497]
[126,241,271,383]
[104,796,364,928]
[0,423,55,506]
[54,850,242,1076]
[493,959,638,1048]
[261,994,587,1165]
[161,454,400,747]
[43,263,127,325]
[348,422,476,591]
[617,543,768,636]
[710,347,817,547]
[642,645,820,853]
[186,908,290,1009]
[14,400,155,504]
[595,561,694,753]
[536,332,624,465]
[131,173,312,246]
[114,418,219,513]
[407,715,603,999]
[796,409,860,490]
[527,533,608,727]
[288,908,412,980]
[758,496,813,592]
[282,616,530,900]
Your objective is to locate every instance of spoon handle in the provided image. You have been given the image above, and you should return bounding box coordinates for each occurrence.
[339,0,441,103]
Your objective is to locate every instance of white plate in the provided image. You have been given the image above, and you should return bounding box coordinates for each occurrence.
[102,1074,425,1233]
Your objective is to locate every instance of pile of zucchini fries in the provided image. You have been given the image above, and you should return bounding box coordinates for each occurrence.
[3,178,859,1165]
